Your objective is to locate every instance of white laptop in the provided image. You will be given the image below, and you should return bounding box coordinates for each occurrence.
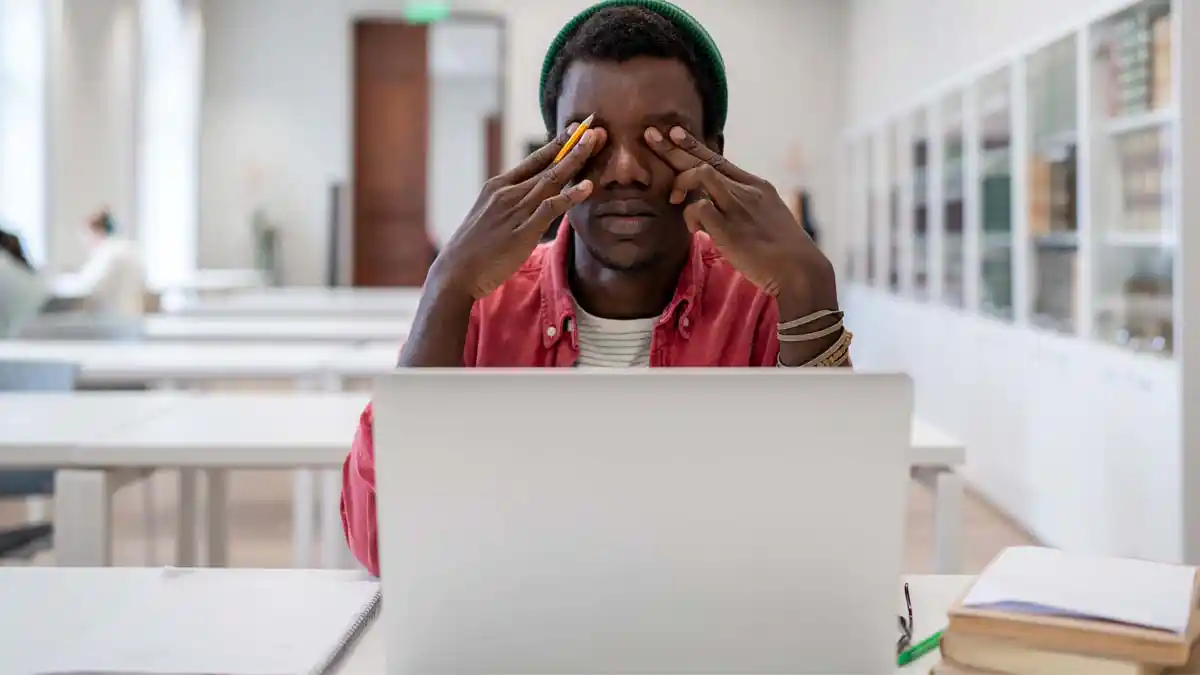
[372,369,912,675]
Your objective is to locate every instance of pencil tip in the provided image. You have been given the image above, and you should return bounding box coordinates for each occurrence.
[582,113,595,125]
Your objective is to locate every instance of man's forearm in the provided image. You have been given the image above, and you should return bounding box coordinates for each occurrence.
[397,278,475,367]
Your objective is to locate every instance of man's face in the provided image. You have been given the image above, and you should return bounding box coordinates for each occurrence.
[556,57,718,271]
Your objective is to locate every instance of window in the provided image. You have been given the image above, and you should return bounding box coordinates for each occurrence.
[137,0,202,289]
[0,0,48,267]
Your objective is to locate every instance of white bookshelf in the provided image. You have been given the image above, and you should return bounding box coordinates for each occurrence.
[839,0,1198,564]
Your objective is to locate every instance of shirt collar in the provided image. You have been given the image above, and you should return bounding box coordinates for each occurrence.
[538,217,707,347]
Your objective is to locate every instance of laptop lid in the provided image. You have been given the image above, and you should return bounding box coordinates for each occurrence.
[373,369,912,675]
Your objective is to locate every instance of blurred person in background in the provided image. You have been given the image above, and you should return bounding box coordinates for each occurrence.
[0,226,33,270]
[67,209,146,317]
[0,226,47,336]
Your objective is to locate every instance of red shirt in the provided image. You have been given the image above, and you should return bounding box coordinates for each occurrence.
[341,223,782,575]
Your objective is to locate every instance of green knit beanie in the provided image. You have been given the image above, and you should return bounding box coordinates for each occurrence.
[538,0,728,135]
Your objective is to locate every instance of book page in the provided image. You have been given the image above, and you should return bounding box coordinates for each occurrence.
[963,546,1196,634]
[34,568,379,675]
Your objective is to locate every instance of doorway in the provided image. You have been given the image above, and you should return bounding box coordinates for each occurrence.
[350,16,505,288]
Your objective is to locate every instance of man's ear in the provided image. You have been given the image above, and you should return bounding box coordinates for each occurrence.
[706,134,725,156]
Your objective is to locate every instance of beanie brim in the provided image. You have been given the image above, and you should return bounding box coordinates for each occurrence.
[538,0,728,135]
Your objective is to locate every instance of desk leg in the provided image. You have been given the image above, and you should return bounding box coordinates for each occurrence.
[313,371,346,568]
[176,469,200,566]
[293,470,315,567]
[933,470,964,574]
[54,470,113,566]
[141,471,156,565]
[318,469,346,568]
[205,470,229,567]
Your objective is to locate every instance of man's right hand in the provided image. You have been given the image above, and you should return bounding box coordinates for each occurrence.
[430,123,606,300]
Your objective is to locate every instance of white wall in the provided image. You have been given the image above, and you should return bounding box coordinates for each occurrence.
[48,0,139,271]
[429,76,498,247]
[200,0,848,283]
[845,0,1132,127]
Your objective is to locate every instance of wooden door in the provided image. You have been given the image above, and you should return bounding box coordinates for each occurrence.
[352,21,431,287]
[484,112,503,180]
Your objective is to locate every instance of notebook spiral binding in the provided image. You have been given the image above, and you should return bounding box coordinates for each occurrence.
[312,591,382,675]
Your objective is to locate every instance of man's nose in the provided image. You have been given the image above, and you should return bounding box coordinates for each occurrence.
[597,140,652,188]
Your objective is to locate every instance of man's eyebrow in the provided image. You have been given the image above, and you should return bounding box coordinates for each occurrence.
[643,112,696,128]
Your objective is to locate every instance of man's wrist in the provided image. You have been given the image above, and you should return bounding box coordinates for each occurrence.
[425,259,477,307]
[775,270,838,321]
[774,266,842,367]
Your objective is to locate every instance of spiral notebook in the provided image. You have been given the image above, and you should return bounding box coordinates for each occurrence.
[30,568,380,675]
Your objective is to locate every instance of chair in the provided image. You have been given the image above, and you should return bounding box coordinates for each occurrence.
[13,312,143,342]
[0,360,78,561]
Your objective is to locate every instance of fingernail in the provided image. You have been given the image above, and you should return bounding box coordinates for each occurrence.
[670,127,687,142]
[573,180,592,194]
[670,189,684,204]
[645,128,663,143]
[567,122,580,135]
[579,129,593,145]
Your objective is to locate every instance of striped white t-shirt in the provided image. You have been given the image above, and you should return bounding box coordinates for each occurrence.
[573,303,656,368]
[571,304,798,368]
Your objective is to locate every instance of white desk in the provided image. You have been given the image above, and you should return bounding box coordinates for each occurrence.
[176,292,420,318]
[160,269,265,294]
[336,574,971,674]
[141,315,411,343]
[0,567,374,675]
[0,393,188,566]
[0,392,369,568]
[909,420,967,575]
[0,340,393,565]
[86,392,369,568]
[0,567,964,675]
[230,287,424,300]
[0,340,345,383]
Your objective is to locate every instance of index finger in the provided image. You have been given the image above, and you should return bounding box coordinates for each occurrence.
[643,127,706,173]
[499,124,579,186]
[520,128,605,205]
[666,126,758,185]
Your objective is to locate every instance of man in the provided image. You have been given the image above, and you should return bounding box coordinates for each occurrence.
[62,209,146,317]
[342,0,849,575]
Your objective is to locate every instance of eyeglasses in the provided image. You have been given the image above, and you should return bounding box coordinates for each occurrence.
[897,582,913,655]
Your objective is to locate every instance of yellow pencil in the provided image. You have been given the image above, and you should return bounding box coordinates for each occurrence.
[553,113,595,164]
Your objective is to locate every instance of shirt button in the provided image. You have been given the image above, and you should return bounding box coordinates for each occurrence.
[546,326,557,338]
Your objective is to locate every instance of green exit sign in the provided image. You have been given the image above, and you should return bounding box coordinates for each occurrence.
[404,1,450,24]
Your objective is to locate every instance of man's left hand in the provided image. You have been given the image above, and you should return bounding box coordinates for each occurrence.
[645,126,836,310]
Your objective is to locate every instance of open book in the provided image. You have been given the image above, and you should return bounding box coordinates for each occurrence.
[29,568,380,675]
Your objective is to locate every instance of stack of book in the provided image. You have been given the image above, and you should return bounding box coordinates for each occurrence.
[1107,10,1154,116]
[933,547,1200,675]
[1151,13,1172,109]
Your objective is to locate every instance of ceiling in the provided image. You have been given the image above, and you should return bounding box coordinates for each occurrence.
[429,21,501,79]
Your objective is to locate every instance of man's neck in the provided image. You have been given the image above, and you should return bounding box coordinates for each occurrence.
[568,233,687,320]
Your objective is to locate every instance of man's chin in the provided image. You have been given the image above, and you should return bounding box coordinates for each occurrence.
[589,240,661,272]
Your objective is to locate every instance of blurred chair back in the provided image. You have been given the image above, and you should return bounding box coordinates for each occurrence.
[0,251,49,337]
[13,312,142,342]
[0,359,79,392]
[0,359,77,559]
